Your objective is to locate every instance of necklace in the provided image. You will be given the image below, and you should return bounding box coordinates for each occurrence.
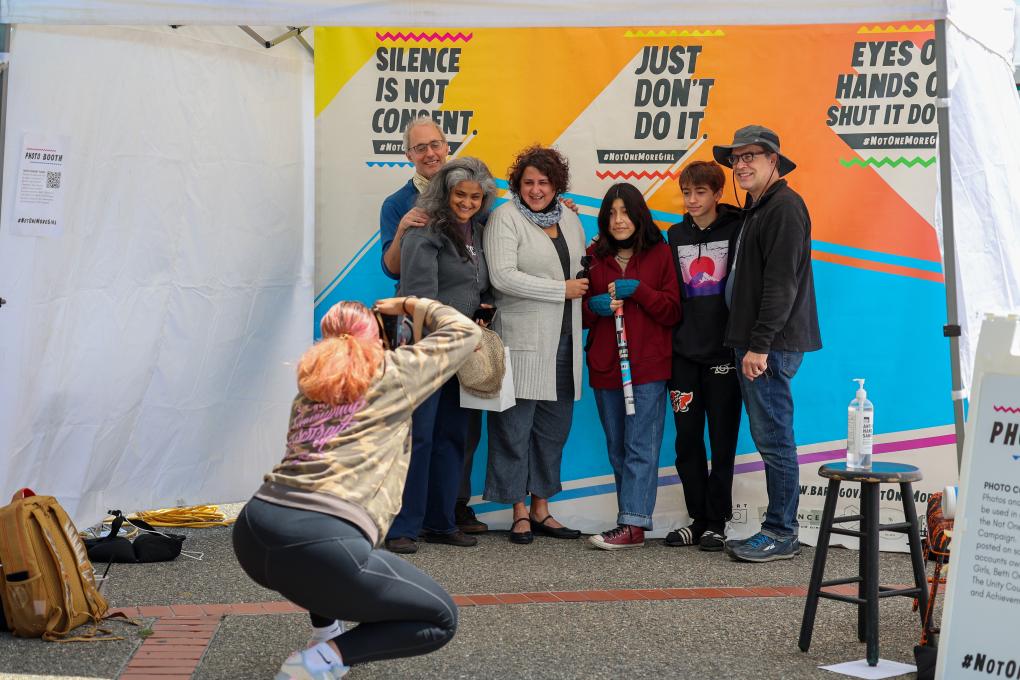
[614,252,632,265]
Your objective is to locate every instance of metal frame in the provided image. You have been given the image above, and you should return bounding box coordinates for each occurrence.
[238,26,313,57]
[934,19,966,468]
[0,25,11,217]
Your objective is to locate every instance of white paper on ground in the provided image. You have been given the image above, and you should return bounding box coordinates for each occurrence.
[819,659,917,679]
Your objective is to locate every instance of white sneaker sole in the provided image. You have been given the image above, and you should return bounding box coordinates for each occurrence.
[589,535,645,550]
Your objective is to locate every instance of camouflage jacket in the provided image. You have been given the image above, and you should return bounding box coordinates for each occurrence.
[256,300,481,544]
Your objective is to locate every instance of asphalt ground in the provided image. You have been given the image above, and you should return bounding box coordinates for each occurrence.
[0,522,932,679]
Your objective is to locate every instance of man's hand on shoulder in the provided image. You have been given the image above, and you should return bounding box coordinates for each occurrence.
[398,207,430,233]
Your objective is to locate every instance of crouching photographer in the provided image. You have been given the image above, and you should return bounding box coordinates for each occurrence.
[232,296,480,680]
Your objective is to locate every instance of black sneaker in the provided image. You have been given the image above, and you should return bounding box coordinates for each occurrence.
[423,530,478,547]
[699,530,725,552]
[454,501,488,534]
[664,525,703,547]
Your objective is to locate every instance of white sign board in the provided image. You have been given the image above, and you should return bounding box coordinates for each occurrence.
[937,316,1020,679]
[11,133,68,238]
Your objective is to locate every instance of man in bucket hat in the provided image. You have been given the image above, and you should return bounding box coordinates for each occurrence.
[712,125,821,563]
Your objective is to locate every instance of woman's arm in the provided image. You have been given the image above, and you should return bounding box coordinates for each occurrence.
[483,210,566,303]
[398,230,440,300]
[386,297,482,410]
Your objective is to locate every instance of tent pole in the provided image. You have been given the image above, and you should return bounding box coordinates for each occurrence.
[934,19,965,469]
[0,25,10,218]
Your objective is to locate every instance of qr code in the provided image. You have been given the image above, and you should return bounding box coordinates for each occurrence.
[46,171,61,189]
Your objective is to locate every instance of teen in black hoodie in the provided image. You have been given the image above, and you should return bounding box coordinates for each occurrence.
[664,161,743,551]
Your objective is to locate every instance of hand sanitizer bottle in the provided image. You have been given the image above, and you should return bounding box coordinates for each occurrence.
[847,378,874,470]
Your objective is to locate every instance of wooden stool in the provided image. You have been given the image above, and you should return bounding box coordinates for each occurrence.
[798,461,929,666]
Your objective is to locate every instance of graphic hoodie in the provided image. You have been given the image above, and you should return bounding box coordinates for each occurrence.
[667,203,743,364]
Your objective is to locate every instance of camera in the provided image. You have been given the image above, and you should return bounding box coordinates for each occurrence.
[374,311,414,350]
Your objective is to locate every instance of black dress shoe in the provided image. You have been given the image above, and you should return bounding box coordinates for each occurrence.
[508,517,533,545]
[530,515,581,539]
[423,530,478,547]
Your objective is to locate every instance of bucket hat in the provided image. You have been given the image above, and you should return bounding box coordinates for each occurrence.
[712,125,796,176]
[457,327,505,398]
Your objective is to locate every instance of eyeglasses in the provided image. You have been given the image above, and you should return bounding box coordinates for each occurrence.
[408,139,446,155]
[727,151,768,165]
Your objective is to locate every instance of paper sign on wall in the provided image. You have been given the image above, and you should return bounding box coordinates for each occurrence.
[11,133,68,238]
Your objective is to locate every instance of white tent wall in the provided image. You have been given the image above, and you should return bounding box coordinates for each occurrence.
[0,25,314,528]
[943,1,1020,394]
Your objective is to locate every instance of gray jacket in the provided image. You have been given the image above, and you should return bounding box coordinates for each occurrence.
[483,202,585,401]
[398,220,490,318]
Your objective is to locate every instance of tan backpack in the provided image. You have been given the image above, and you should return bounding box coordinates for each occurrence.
[0,489,114,640]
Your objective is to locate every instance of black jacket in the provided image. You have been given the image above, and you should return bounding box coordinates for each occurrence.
[667,204,743,364]
[724,180,822,354]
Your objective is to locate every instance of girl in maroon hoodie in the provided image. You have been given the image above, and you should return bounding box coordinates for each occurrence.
[583,183,681,550]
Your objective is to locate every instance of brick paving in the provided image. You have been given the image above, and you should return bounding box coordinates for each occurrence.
[110,583,878,677]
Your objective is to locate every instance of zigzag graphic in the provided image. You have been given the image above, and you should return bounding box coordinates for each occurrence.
[624,29,725,38]
[596,169,679,180]
[366,161,414,168]
[993,405,1020,414]
[376,31,473,43]
[857,24,934,34]
[839,156,936,169]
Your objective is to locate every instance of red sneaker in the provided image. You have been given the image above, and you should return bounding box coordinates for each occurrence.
[589,525,645,550]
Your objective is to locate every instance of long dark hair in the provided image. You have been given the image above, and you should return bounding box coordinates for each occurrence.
[416,157,497,260]
[594,183,661,259]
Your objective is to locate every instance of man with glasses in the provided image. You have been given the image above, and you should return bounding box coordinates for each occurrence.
[711,125,821,563]
[380,116,450,281]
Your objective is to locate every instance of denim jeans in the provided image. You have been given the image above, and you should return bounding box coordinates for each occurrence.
[734,348,804,538]
[387,377,467,540]
[592,380,667,530]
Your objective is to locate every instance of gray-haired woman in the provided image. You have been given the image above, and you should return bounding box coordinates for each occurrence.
[385,157,498,554]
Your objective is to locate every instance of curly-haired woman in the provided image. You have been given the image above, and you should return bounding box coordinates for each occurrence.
[482,145,588,544]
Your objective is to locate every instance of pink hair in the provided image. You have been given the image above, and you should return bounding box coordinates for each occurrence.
[300,301,383,405]
[320,301,380,343]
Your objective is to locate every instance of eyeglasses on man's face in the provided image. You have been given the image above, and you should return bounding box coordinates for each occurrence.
[408,139,446,155]
[727,151,768,166]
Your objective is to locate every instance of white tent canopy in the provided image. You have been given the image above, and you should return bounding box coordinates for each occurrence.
[1,1,1018,529]
[0,1,950,28]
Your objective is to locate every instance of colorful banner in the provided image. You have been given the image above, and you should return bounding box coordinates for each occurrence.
[314,23,956,547]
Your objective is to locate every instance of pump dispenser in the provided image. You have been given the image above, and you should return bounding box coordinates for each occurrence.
[847,378,874,470]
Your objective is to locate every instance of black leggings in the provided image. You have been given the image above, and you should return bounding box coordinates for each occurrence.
[232,497,457,665]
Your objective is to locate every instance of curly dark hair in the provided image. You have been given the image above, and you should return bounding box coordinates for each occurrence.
[593,182,662,259]
[506,145,570,196]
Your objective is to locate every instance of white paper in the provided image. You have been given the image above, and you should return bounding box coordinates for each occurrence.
[11,132,69,238]
[820,659,917,679]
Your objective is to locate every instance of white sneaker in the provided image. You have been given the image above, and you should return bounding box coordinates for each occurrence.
[308,620,345,646]
[274,642,349,680]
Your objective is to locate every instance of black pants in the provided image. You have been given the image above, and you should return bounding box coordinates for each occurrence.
[232,498,457,665]
[668,354,742,532]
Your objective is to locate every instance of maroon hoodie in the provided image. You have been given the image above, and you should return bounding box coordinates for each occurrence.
[581,241,681,390]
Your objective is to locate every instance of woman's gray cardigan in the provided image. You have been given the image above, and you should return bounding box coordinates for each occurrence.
[482,201,586,402]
